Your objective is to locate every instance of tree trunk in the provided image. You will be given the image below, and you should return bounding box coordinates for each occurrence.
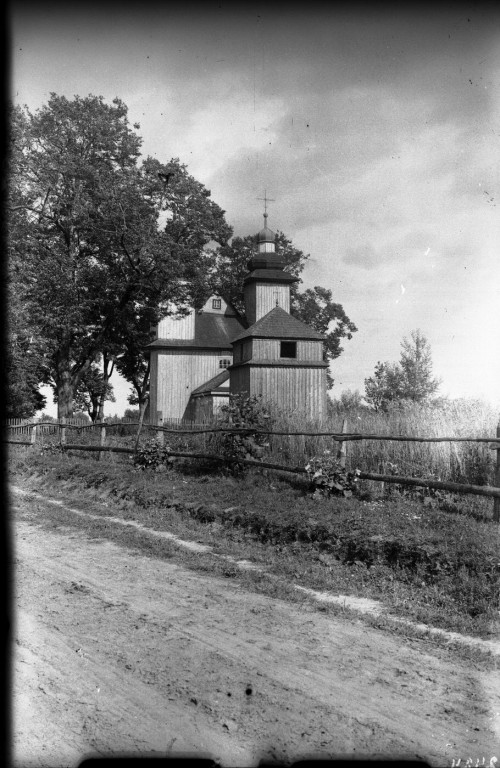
[89,396,99,423]
[57,369,75,419]
[56,337,94,419]
[138,396,148,424]
[97,355,115,423]
[97,394,105,423]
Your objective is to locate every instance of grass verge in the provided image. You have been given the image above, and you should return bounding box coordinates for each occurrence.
[9,446,500,642]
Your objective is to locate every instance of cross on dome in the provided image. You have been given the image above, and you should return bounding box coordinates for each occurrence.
[256,190,275,227]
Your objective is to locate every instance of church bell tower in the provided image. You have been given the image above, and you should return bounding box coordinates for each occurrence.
[243,212,298,325]
[229,203,328,422]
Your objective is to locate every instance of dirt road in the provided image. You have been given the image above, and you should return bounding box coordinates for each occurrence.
[11,490,500,767]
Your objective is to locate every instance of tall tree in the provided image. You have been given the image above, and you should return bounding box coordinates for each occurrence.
[9,94,232,418]
[399,329,440,402]
[6,298,48,418]
[6,125,49,417]
[73,360,116,423]
[364,361,404,411]
[213,233,356,387]
[364,330,440,410]
[113,308,155,420]
[291,286,357,388]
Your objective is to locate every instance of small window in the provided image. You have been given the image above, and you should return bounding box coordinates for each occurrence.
[219,358,232,369]
[280,341,297,358]
[212,298,221,310]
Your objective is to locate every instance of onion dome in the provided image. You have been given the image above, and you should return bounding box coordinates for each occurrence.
[258,227,275,242]
[247,212,286,271]
[257,213,276,246]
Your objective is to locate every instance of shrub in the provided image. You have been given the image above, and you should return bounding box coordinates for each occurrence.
[209,394,272,473]
[40,441,66,456]
[305,450,361,499]
[133,439,174,471]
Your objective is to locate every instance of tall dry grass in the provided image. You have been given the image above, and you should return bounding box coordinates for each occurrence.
[264,398,498,485]
[31,398,496,487]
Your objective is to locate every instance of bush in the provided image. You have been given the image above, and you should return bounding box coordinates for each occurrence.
[305,450,361,499]
[133,439,174,471]
[208,394,272,473]
[40,442,66,456]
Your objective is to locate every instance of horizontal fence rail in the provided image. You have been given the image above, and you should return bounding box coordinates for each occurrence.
[5,420,500,444]
[6,442,500,501]
[5,417,500,518]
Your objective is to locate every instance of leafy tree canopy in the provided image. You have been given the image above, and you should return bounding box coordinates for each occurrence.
[364,330,440,410]
[74,362,116,423]
[5,324,47,418]
[6,218,48,417]
[329,389,365,414]
[9,94,232,417]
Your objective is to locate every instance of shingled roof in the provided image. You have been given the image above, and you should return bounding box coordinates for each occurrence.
[231,306,325,343]
[243,268,298,285]
[147,313,245,350]
[191,369,230,396]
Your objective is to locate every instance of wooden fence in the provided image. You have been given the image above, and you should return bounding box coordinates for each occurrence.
[5,417,500,520]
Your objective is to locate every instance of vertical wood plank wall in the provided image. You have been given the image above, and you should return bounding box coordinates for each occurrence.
[199,296,233,315]
[157,312,195,340]
[155,349,232,420]
[229,366,251,397]
[251,339,324,361]
[251,366,327,421]
[230,364,327,421]
[244,283,290,325]
[149,351,158,421]
[234,339,323,363]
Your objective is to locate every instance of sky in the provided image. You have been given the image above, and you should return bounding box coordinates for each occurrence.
[10,1,500,415]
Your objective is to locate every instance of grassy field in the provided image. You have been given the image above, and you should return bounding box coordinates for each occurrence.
[9,433,500,642]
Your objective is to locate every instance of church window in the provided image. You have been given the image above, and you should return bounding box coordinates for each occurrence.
[219,358,232,369]
[280,341,297,358]
[212,298,222,310]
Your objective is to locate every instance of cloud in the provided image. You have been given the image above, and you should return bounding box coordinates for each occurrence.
[11,3,500,406]
[343,244,379,270]
[209,68,496,248]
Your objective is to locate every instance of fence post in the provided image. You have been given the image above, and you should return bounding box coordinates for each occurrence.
[60,417,66,446]
[99,420,106,461]
[494,418,500,523]
[337,418,348,469]
[30,424,37,447]
[157,411,164,445]
[134,398,148,454]
[379,461,385,496]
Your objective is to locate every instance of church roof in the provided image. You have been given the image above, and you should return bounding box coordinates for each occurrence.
[147,313,245,350]
[191,369,230,396]
[231,306,325,343]
[257,225,276,243]
[244,268,298,284]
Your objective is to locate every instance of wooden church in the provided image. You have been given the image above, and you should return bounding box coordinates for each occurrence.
[147,213,328,425]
